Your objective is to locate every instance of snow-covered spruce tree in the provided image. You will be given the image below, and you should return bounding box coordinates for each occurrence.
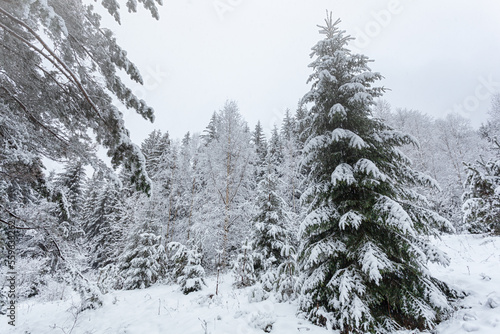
[298,14,456,333]
[119,230,167,290]
[178,132,204,243]
[83,177,127,269]
[167,242,206,294]
[275,244,298,302]
[252,121,268,174]
[463,94,500,234]
[232,238,257,288]
[54,160,87,218]
[462,146,500,234]
[141,130,171,178]
[279,108,305,236]
[253,153,289,273]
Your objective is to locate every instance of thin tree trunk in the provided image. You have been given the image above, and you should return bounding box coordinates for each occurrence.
[187,177,196,242]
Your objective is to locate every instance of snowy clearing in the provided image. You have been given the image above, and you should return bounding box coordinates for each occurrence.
[1,233,499,334]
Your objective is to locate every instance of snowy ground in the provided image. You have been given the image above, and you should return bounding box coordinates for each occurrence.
[1,234,499,334]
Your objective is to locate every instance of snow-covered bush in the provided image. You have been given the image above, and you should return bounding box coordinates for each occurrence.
[247,283,269,303]
[13,257,48,299]
[74,278,103,312]
[97,264,124,293]
[260,266,277,293]
[249,310,276,332]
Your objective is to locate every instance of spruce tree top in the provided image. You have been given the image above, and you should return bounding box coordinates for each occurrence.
[303,13,384,129]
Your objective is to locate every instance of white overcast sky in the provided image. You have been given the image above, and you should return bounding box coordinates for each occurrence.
[100,0,500,143]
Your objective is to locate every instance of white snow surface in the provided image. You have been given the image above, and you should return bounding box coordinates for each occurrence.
[2,234,500,333]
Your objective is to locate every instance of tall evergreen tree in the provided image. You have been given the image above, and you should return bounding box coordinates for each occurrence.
[201,112,219,145]
[268,125,283,166]
[252,121,268,181]
[298,14,455,333]
[56,161,86,210]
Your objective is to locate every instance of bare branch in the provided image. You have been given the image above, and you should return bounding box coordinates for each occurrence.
[0,217,36,230]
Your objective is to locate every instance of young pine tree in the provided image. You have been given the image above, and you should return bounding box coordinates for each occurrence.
[275,244,298,302]
[462,143,500,234]
[167,242,206,294]
[119,231,167,290]
[463,94,500,234]
[253,153,289,272]
[232,238,257,288]
[298,14,456,333]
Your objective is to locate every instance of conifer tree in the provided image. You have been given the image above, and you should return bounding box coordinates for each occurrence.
[268,125,284,166]
[52,161,87,243]
[232,239,257,288]
[281,109,296,142]
[82,177,126,269]
[55,160,86,215]
[253,154,288,271]
[119,231,167,290]
[462,155,500,234]
[298,13,455,333]
[167,242,206,294]
[252,121,268,180]
[201,112,219,145]
[462,94,500,234]
[0,0,163,195]
[253,121,268,164]
[275,244,298,302]
[141,130,171,178]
